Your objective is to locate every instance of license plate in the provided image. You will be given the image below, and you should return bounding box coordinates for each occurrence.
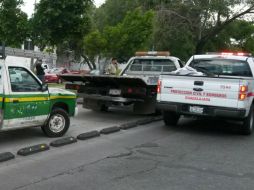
[147,77,158,85]
[189,106,204,114]
[109,89,121,95]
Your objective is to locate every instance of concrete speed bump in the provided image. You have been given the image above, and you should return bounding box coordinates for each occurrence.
[77,131,100,140]
[0,152,15,162]
[120,122,138,130]
[17,144,49,156]
[50,137,77,147]
[100,126,120,135]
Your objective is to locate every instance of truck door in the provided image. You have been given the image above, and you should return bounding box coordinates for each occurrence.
[3,66,50,130]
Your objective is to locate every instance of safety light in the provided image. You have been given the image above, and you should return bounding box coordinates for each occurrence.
[206,52,252,57]
[240,85,248,93]
[221,52,252,56]
[135,51,170,57]
[239,85,248,101]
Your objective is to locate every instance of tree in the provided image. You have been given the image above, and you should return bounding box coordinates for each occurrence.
[94,0,140,30]
[153,0,254,55]
[85,8,154,61]
[83,30,106,61]
[0,0,29,47]
[31,0,93,65]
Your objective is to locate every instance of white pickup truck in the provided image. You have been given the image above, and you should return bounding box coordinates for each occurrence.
[157,53,254,135]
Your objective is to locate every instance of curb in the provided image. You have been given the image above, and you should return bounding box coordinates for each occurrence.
[0,152,15,162]
[50,137,77,147]
[100,126,121,134]
[17,144,50,156]
[77,131,100,140]
[120,122,138,130]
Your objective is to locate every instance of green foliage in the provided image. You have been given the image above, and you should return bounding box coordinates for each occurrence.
[31,0,93,52]
[94,0,140,30]
[0,0,29,47]
[85,8,154,61]
[150,0,254,59]
[84,30,107,60]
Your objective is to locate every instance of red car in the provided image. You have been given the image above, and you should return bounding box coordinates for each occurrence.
[45,68,70,83]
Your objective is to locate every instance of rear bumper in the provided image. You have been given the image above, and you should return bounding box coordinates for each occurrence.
[156,101,247,119]
[78,93,143,103]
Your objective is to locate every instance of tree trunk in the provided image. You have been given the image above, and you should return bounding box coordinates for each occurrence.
[195,40,206,54]
[56,45,70,68]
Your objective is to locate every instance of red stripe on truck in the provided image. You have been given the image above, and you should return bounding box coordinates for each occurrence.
[247,92,254,97]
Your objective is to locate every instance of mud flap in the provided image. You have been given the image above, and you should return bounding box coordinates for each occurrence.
[83,99,106,111]
[133,97,156,115]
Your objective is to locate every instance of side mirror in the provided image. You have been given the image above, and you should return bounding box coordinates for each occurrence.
[41,83,48,92]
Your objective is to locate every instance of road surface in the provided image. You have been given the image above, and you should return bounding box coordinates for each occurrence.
[0,116,253,190]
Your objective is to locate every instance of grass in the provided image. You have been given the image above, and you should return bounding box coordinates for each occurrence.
[47,83,77,94]
[47,83,65,89]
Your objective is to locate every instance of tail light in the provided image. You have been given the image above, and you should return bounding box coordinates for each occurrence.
[127,88,133,94]
[65,83,80,90]
[239,85,248,101]
[157,80,162,94]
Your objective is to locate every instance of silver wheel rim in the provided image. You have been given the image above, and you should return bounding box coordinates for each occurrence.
[49,114,65,133]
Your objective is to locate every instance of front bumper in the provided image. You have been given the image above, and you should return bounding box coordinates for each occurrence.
[156,101,247,119]
[74,106,79,117]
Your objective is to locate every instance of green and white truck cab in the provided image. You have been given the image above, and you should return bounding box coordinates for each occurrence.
[0,56,77,137]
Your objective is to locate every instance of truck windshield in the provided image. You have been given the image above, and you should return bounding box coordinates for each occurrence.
[128,59,176,73]
[189,59,252,77]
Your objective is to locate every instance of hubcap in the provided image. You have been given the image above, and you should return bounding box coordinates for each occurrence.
[49,114,65,133]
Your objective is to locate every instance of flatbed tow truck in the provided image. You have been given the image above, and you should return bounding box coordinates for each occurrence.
[61,51,183,114]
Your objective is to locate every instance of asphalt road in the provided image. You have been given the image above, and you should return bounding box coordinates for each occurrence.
[0,115,254,190]
[0,105,148,153]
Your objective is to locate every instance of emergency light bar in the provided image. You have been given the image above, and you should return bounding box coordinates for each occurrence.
[135,51,170,57]
[0,45,5,59]
[206,52,252,57]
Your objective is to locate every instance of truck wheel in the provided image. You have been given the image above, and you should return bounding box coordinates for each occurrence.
[163,111,180,126]
[242,106,254,135]
[42,108,70,137]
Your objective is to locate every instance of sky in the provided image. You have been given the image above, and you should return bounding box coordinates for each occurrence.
[21,0,106,17]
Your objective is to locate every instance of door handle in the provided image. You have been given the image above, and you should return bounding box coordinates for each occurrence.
[193,88,203,92]
[194,81,204,86]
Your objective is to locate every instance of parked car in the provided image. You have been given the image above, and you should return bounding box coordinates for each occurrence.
[45,67,70,83]
[0,56,77,137]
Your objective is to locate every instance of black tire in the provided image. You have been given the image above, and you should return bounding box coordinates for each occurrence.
[242,106,254,135]
[42,108,70,137]
[163,111,180,126]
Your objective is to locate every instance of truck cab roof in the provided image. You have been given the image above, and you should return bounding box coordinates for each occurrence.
[192,54,251,61]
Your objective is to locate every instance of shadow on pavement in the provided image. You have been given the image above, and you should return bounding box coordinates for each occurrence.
[164,117,248,137]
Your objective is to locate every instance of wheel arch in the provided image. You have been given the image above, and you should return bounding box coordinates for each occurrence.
[52,102,69,114]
